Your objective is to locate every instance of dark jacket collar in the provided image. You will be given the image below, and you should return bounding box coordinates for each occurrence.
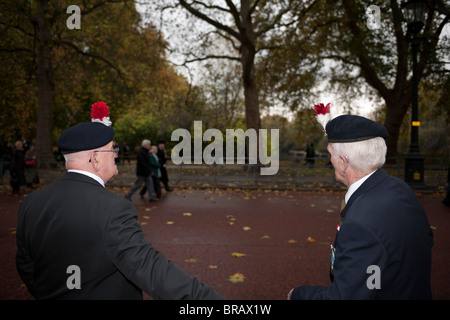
[61,171,104,188]
[341,168,389,218]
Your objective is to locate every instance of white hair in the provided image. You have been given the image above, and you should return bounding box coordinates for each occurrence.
[331,137,387,173]
[63,150,91,169]
[141,139,151,147]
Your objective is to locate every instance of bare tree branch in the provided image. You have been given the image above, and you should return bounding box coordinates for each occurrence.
[434,0,450,17]
[80,0,129,15]
[224,0,242,31]
[341,0,390,98]
[0,47,34,54]
[0,21,34,38]
[215,30,240,51]
[57,39,125,80]
[190,1,231,14]
[179,0,240,40]
[184,54,240,63]
[249,0,261,16]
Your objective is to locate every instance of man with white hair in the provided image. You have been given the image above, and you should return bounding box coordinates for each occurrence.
[16,102,224,299]
[289,114,433,299]
[125,139,156,202]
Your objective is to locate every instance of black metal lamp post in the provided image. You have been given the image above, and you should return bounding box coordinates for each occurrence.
[402,0,427,186]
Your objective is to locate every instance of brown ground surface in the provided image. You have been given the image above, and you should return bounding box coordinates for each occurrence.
[1,183,449,300]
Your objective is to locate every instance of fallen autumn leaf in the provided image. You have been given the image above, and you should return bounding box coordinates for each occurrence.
[229,273,245,283]
[231,252,246,258]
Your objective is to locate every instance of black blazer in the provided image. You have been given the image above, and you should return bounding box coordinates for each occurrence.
[291,169,433,299]
[16,172,224,300]
[157,147,167,166]
[136,147,152,176]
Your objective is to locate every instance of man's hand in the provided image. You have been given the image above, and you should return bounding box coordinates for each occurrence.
[287,288,294,300]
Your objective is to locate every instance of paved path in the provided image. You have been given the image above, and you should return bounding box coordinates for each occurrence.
[1,183,449,300]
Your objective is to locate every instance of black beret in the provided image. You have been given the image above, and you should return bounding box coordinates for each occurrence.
[57,122,115,154]
[325,115,388,143]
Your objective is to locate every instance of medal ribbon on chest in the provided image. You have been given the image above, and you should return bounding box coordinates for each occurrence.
[331,199,345,276]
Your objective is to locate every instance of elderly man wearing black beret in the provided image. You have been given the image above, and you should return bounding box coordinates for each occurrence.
[289,111,433,300]
[16,102,224,300]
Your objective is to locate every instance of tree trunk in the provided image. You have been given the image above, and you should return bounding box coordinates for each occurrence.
[240,44,261,131]
[35,0,55,167]
[239,0,261,169]
[383,94,409,162]
[177,0,262,132]
[240,0,260,132]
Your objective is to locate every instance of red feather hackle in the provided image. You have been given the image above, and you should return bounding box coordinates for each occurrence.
[313,103,330,116]
[91,101,110,120]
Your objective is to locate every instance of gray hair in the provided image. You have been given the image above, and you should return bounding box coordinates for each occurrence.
[63,149,91,169]
[331,137,387,174]
[141,139,151,147]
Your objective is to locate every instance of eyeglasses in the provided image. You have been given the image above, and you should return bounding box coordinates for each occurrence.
[93,148,119,156]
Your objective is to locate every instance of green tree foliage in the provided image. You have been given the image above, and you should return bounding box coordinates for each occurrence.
[307,0,449,158]
[0,0,39,142]
[255,0,328,111]
[1,0,448,163]
[0,0,203,159]
[154,0,319,132]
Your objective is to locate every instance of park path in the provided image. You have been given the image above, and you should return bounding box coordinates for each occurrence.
[1,184,449,300]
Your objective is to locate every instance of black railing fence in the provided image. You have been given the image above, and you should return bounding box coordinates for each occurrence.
[1,153,447,192]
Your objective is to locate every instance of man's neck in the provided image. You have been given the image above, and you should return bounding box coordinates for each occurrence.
[67,169,105,187]
[344,170,377,204]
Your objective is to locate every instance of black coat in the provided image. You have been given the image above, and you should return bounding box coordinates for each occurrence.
[157,146,167,166]
[136,147,152,176]
[157,146,169,183]
[16,172,224,300]
[291,169,433,299]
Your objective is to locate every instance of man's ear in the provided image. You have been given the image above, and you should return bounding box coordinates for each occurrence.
[341,155,349,173]
[89,153,100,171]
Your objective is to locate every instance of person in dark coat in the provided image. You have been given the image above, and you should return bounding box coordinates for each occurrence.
[443,165,450,206]
[305,143,315,168]
[289,114,433,300]
[1,141,13,179]
[157,140,172,192]
[10,140,26,193]
[140,145,162,199]
[125,139,156,202]
[16,102,224,300]
[24,144,40,188]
